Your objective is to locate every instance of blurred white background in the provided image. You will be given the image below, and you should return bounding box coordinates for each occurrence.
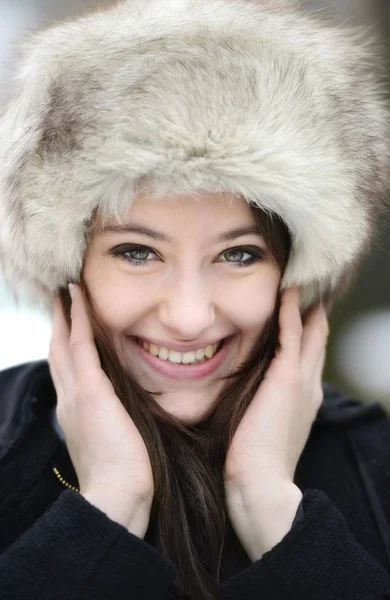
[0,0,389,405]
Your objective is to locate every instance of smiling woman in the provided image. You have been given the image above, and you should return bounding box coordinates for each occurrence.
[64,190,291,595]
[79,191,290,417]
[0,0,389,599]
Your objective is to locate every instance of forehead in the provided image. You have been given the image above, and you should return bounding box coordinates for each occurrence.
[94,190,256,232]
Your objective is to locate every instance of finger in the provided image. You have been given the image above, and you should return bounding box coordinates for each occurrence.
[68,284,103,387]
[300,303,329,374]
[314,346,327,381]
[47,354,62,398]
[278,287,303,360]
[311,346,327,409]
[49,295,75,393]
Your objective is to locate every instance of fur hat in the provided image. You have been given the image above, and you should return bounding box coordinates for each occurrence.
[0,0,389,316]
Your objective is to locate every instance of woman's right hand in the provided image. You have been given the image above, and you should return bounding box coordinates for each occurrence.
[48,283,154,535]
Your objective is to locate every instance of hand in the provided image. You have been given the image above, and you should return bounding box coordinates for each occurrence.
[224,286,329,497]
[48,283,154,530]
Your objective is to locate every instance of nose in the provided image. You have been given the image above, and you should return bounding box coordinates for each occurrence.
[158,272,216,340]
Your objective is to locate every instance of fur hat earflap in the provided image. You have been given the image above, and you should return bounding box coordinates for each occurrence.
[0,0,389,315]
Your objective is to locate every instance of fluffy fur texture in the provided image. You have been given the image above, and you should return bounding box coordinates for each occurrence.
[0,0,389,315]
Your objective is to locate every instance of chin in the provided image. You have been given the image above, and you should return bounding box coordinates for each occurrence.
[158,400,212,426]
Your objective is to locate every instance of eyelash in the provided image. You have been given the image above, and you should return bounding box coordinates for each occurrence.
[110,244,265,268]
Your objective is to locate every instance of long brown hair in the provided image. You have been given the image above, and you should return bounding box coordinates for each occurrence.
[59,201,291,600]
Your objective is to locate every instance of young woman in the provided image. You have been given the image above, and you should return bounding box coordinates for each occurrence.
[0,1,389,599]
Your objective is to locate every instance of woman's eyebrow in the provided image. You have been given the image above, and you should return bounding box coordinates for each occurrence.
[99,223,262,244]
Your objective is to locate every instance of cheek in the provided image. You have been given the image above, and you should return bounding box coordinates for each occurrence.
[220,268,279,330]
[83,259,150,331]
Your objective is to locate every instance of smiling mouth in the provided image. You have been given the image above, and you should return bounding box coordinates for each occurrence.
[135,337,226,365]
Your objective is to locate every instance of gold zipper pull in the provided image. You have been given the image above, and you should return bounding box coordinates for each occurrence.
[53,466,80,493]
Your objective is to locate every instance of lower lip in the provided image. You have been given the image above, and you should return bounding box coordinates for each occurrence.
[132,337,232,380]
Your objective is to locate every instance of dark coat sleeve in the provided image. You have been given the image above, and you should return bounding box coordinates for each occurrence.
[220,488,390,600]
[0,491,303,600]
[218,386,390,599]
[0,490,177,600]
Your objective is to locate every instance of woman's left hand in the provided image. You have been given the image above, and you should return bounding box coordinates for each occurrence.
[223,286,329,500]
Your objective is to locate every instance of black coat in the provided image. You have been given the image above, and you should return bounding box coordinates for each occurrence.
[1,359,390,599]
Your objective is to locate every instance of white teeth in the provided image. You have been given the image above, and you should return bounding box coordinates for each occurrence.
[168,350,182,364]
[182,351,196,364]
[137,338,222,364]
[149,343,159,356]
[195,348,205,360]
[204,344,214,358]
[158,347,169,360]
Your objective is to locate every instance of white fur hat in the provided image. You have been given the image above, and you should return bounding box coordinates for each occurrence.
[0,0,389,316]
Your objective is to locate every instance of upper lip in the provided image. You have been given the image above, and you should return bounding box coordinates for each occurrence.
[134,336,228,353]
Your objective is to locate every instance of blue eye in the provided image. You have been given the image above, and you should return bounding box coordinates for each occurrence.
[110,244,265,267]
[111,245,157,265]
[219,247,263,267]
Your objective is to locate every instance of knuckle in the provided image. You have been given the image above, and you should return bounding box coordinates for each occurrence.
[69,338,90,360]
[283,368,301,389]
[74,378,95,401]
[68,337,82,353]
[74,380,87,400]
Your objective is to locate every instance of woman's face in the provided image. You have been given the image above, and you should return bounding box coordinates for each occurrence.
[83,191,281,424]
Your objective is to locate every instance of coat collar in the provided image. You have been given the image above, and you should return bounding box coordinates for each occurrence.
[316,382,386,426]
